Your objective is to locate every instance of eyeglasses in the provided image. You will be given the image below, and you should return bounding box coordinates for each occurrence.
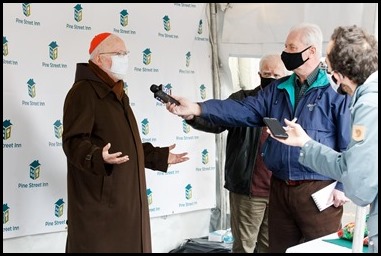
[99,51,130,57]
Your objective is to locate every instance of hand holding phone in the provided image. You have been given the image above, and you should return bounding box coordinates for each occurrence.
[263,117,288,139]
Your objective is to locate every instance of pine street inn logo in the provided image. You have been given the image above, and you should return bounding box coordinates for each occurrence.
[195,19,209,42]
[53,120,63,139]
[201,149,209,165]
[3,119,13,141]
[195,149,215,172]
[158,15,179,39]
[3,204,11,224]
[14,3,41,27]
[197,19,203,35]
[3,36,18,66]
[66,4,92,31]
[45,199,66,228]
[185,184,192,200]
[172,3,208,41]
[3,36,10,57]
[48,120,63,148]
[133,48,160,73]
[21,78,46,107]
[182,120,190,134]
[141,118,150,136]
[176,118,199,142]
[3,204,20,233]
[22,2,31,17]
[41,40,69,69]
[141,118,160,144]
[199,84,207,100]
[73,4,83,22]
[147,188,153,205]
[178,183,198,209]
[29,160,42,181]
[179,51,195,75]
[3,119,23,149]
[17,160,50,190]
[54,199,65,218]
[147,188,161,213]
[113,9,136,35]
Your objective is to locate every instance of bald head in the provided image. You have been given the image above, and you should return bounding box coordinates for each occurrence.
[259,54,288,79]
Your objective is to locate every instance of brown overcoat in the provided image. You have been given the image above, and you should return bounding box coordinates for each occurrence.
[62,63,169,253]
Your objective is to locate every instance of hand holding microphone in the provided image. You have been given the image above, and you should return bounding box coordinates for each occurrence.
[150,84,180,105]
[150,84,202,117]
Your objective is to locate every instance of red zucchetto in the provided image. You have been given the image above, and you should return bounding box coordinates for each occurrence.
[89,32,111,54]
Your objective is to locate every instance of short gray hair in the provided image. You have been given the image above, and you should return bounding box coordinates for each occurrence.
[289,23,323,58]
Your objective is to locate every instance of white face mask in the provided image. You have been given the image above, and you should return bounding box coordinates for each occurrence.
[327,73,340,92]
[327,73,346,95]
[110,55,129,80]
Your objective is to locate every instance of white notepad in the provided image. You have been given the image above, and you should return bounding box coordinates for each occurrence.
[311,181,338,211]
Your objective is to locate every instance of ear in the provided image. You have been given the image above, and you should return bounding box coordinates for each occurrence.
[93,54,102,65]
[336,72,345,83]
[309,46,316,55]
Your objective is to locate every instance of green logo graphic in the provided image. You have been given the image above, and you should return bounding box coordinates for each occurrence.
[3,120,13,140]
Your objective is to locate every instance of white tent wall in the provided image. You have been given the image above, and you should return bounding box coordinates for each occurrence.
[215,3,378,99]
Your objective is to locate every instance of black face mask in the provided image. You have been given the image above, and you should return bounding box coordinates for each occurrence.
[281,46,311,71]
[260,76,276,89]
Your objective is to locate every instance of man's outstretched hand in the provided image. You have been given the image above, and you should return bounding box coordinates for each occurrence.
[102,143,129,164]
[167,144,189,164]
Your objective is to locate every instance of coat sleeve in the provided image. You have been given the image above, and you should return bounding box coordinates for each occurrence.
[186,90,249,133]
[186,116,227,134]
[143,143,169,172]
[300,95,377,206]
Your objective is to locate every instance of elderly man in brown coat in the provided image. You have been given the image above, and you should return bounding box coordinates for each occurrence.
[62,32,189,253]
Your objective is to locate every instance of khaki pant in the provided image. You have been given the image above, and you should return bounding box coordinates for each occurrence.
[229,192,269,253]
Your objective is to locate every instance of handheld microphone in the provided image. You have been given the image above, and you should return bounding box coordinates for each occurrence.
[150,84,180,105]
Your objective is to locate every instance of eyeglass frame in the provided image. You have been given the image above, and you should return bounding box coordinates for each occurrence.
[99,51,130,57]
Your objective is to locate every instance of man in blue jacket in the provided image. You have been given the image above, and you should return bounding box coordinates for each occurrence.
[269,25,378,253]
[166,23,351,252]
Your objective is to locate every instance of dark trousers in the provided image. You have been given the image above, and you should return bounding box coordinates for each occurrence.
[268,177,343,253]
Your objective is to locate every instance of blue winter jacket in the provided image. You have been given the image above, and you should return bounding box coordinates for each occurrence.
[199,69,351,189]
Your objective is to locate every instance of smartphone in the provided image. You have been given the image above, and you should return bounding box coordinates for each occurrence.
[263,117,288,139]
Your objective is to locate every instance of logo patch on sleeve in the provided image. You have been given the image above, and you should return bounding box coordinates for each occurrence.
[352,125,366,141]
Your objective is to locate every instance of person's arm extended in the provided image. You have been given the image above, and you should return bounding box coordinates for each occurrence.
[186,116,227,134]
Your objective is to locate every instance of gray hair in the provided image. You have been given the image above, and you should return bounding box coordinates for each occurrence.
[259,54,288,76]
[289,23,323,58]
